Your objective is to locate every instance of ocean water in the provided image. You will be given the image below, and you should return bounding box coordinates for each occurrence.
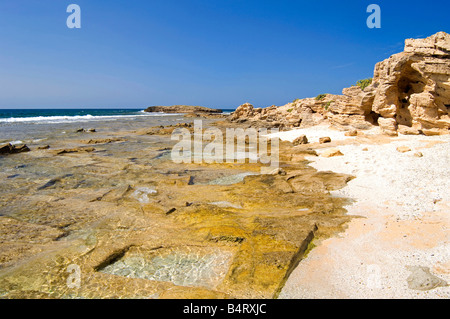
[0,108,233,143]
[0,109,150,122]
[0,108,234,122]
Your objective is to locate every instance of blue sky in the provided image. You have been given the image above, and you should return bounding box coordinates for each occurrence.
[0,1,448,109]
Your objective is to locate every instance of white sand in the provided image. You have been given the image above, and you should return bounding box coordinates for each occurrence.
[272,126,450,299]
[267,124,354,143]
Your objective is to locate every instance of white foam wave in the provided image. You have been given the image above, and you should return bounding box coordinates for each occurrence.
[0,113,180,124]
[9,140,24,145]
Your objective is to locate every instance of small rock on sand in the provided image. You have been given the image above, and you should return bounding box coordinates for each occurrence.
[292,135,308,145]
[398,125,420,135]
[397,146,412,153]
[406,266,448,291]
[319,137,332,144]
[345,130,358,137]
[321,148,343,158]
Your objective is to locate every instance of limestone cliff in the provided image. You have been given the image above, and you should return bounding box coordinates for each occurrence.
[229,32,450,136]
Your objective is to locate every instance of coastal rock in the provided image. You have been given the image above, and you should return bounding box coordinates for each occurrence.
[319,137,332,144]
[54,147,96,155]
[378,117,398,136]
[398,125,420,135]
[321,148,344,158]
[345,129,358,137]
[406,266,448,291]
[184,112,226,119]
[329,114,372,130]
[144,105,222,114]
[261,167,287,176]
[292,135,309,145]
[137,123,194,136]
[396,146,412,153]
[75,127,96,133]
[228,32,450,135]
[422,128,445,136]
[329,86,374,116]
[11,144,30,153]
[0,143,11,154]
[229,103,256,121]
[0,115,357,299]
[370,32,450,134]
[0,143,30,155]
[84,138,125,144]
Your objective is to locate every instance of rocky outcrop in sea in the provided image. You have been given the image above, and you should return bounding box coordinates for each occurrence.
[144,105,223,114]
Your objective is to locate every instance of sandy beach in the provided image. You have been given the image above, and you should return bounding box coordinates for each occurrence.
[268,125,450,298]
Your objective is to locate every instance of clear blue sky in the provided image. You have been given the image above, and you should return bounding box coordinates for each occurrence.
[0,0,448,109]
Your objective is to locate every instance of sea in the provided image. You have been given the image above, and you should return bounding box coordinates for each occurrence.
[0,108,233,143]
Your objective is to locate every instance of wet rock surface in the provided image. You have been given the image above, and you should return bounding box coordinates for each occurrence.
[0,120,354,299]
[0,143,30,155]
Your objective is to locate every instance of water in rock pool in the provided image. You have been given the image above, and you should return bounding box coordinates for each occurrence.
[0,110,353,299]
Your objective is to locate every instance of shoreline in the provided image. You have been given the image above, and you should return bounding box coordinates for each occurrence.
[0,114,448,299]
[0,117,354,299]
[274,125,449,298]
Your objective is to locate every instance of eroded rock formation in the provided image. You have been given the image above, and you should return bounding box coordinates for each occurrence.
[0,143,30,155]
[229,32,450,135]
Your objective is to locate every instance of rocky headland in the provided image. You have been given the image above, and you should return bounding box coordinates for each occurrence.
[145,105,223,114]
[229,32,450,136]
